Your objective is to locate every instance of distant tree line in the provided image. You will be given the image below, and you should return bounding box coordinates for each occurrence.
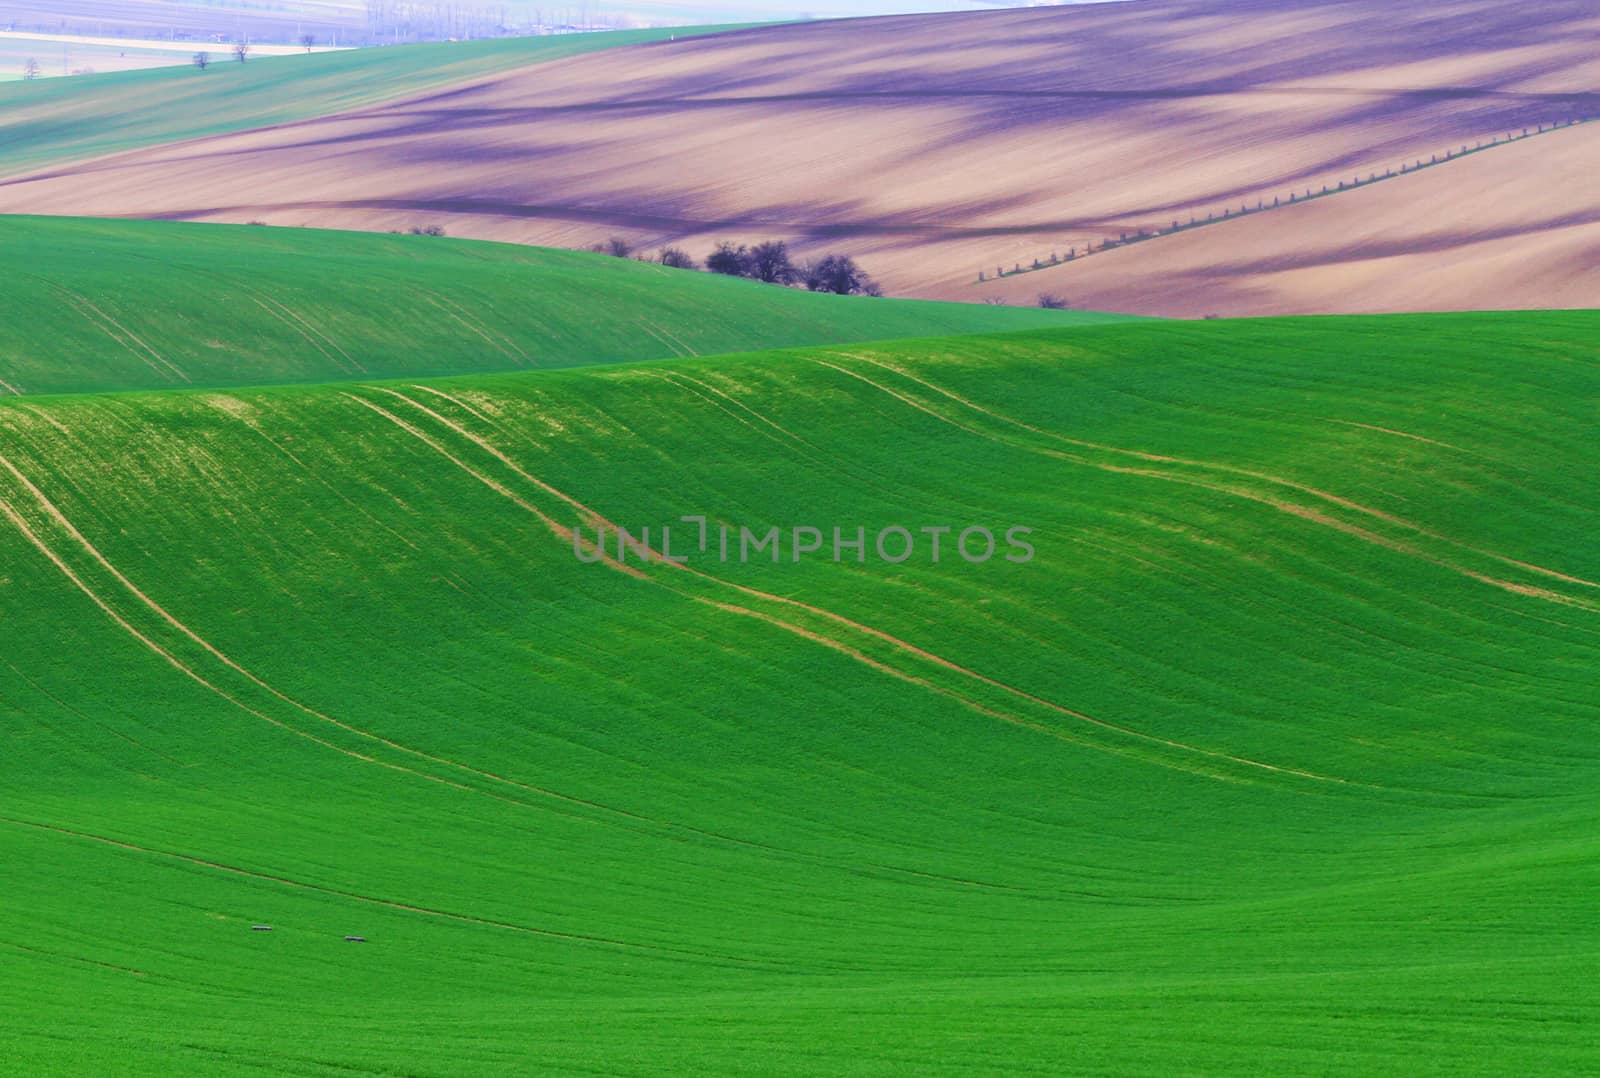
[591,237,883,297]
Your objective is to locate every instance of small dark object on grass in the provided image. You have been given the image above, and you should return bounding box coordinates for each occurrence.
[344,936,367,943]
[251,925,273,931]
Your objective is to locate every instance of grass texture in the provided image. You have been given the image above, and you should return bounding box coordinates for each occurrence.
[1,310,1597,1072]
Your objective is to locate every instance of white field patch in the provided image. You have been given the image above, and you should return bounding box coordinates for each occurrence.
[0,30,350,56]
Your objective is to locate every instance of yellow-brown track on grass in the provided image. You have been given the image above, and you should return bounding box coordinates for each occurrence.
[355,388,1366,790]
[339,391,620,563]
[679,590,1246,786]
[245,295,361,375]
[406,384,507,429]
[252,287,364,373]
[11,405,1030,887]
[643,370,924,508]
[641,319,698,357]
[359,386,612,530]
[0,445,635,818]
[352,385,1249,785]
[0,816,781,967]
[641,371,838,469]
[635,321,688,358]
[0,494,379,768]
[201,396,422,554]
[415,290,531,367]
[14,404,73,437]
[1325,418,1471,453]
[823,353,1600,603]
[0,379,21,396]
[661,370,835,459]
[36,279,189,383]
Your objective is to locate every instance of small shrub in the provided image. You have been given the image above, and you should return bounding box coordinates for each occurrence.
[657,247,697,271]
[1037,293,1070,310]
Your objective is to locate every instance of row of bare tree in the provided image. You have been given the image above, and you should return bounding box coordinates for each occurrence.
[593,238,884,297]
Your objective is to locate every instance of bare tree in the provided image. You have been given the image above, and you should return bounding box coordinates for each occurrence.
[192,51,211,70]
[233,41,251,63]
[657,247,697,271]
[800,254,876,296]
[22,58,40,80]
[586,237,632,258]
[706,242,752,277]
[300,33,316,51]
[748,241,795,284]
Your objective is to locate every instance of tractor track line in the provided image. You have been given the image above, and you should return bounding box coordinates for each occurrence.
[817,357,1598,614]
[840,352,1598,591]
[359,387,1366,790]
[0,815,787,968]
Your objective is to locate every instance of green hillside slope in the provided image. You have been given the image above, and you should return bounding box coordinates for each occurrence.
[0,26,748,179]
[2,312,1597,1073]
[0,216,1122,396]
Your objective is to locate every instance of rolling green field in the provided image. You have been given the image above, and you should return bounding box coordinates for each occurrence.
[0,216,1122,395]
[0,25,749,178]
[2,310,1597,1073]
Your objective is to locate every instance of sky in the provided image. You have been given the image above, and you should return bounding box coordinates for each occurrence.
[605,1,1074,24]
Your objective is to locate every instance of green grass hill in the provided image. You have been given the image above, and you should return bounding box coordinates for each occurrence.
[2,311,1597,1073]
[0,215,1124,396]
